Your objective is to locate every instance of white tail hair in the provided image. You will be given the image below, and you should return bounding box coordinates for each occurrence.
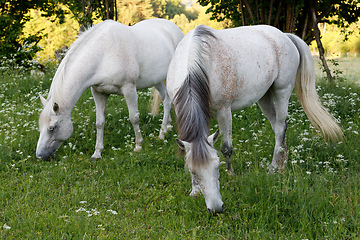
[286,33,343,141]
[149,88,161,117]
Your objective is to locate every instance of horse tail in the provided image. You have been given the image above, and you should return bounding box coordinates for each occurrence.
[149,87,161,116]
[286,33,343,141]
[173,25,217,168]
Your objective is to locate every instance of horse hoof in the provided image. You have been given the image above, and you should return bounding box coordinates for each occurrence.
[268,165,277,174]
[189,191,200,197]
[91,152,102,160]
[226,169,234,175]
[158,132,165,140]
[134,145,142,152]
[226,163,234,174]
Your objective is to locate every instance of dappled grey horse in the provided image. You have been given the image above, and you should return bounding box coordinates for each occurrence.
[166,25,343,213]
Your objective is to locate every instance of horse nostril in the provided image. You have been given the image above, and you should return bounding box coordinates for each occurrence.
[207,208,214,214]
[207,206,224,215]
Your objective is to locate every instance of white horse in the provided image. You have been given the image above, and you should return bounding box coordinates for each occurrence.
[166,25,343,214]
[36,19,184,160]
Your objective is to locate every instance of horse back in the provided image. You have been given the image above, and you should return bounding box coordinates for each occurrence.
[67,19,183,91]
[207,25,299,111]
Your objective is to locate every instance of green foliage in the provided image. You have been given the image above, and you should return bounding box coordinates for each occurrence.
[198,0,360,43]
[1,60,360,238]
[117,0,155,26]
[44,0,111,30]
[311,22,360,58]
[23,9,78,61]
[152,0,197,20]
[317,58,345,82]
[171,4,224,34]
[0,0,49,71]
[18,1,225,62]
[1,0,200,69]
[3,0,219,65]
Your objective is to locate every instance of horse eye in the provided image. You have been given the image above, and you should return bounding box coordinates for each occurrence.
[49,126,56,133]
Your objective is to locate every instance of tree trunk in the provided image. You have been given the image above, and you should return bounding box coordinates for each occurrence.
[239,0,245,26]
[309,2,334,82]
[267,0,274,25]
[314,23,333,81]
[105,0,109,19]
[104,0,115,19]
[114,0,117,21]
[273,1,282,28]
[243,0,255,23]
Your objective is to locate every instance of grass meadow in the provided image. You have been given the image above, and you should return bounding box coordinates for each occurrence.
[1,58,360,239]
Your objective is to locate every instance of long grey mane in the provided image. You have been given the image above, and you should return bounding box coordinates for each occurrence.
[174,25,217,168]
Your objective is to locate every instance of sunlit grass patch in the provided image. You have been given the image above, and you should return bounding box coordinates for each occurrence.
[1,61,360,238]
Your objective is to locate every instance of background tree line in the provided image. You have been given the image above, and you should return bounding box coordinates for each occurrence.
[1,0,360,79]
[198,0,360,81]
[0,0,223,68]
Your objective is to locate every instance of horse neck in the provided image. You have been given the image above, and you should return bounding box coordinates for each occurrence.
[48,65,92,116]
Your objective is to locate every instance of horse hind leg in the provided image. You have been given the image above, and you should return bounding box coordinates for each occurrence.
[91,87,109,160]
[154,82,172,140]
[258,89,289,174]
[122,84,144,152]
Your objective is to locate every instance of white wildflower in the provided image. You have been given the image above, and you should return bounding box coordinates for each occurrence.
[3,224,11,230]
[75,207,87,212]
[107,209,118,215]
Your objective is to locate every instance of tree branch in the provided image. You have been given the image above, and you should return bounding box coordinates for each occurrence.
[243,0,254,23]
[240,0,245,26]
[268,0,274,25]
[310,3,334,82]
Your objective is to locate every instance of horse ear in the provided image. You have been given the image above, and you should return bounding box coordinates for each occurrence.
[53,102,59,112]
[39,94,48,106]
[176,138,191,152]
[208,130,219,146]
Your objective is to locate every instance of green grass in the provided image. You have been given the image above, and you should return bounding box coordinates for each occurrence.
[1,60,360,239]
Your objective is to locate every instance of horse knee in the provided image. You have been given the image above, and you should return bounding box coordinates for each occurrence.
[96,121,105,130]
[129,112,140,125]
[163,94,171,107]
[221,142,233,158]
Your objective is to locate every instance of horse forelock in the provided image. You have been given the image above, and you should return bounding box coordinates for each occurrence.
[39,102,52,129]
[174,25,217,169]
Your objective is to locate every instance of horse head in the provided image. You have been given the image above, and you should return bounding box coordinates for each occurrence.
[176,131,224,214]
[36,95,73,160]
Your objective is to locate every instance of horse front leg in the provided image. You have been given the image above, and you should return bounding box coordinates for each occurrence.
[217,107,234,173]
[267,88,291,174]
[154,82,172,140]
[122,84,143,152]
[90,87,109,160]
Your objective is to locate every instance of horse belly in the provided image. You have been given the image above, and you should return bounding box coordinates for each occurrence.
[92,84,123,95]
[230,88,269,111]
[211,80,273,112]
[136,64,168,89]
